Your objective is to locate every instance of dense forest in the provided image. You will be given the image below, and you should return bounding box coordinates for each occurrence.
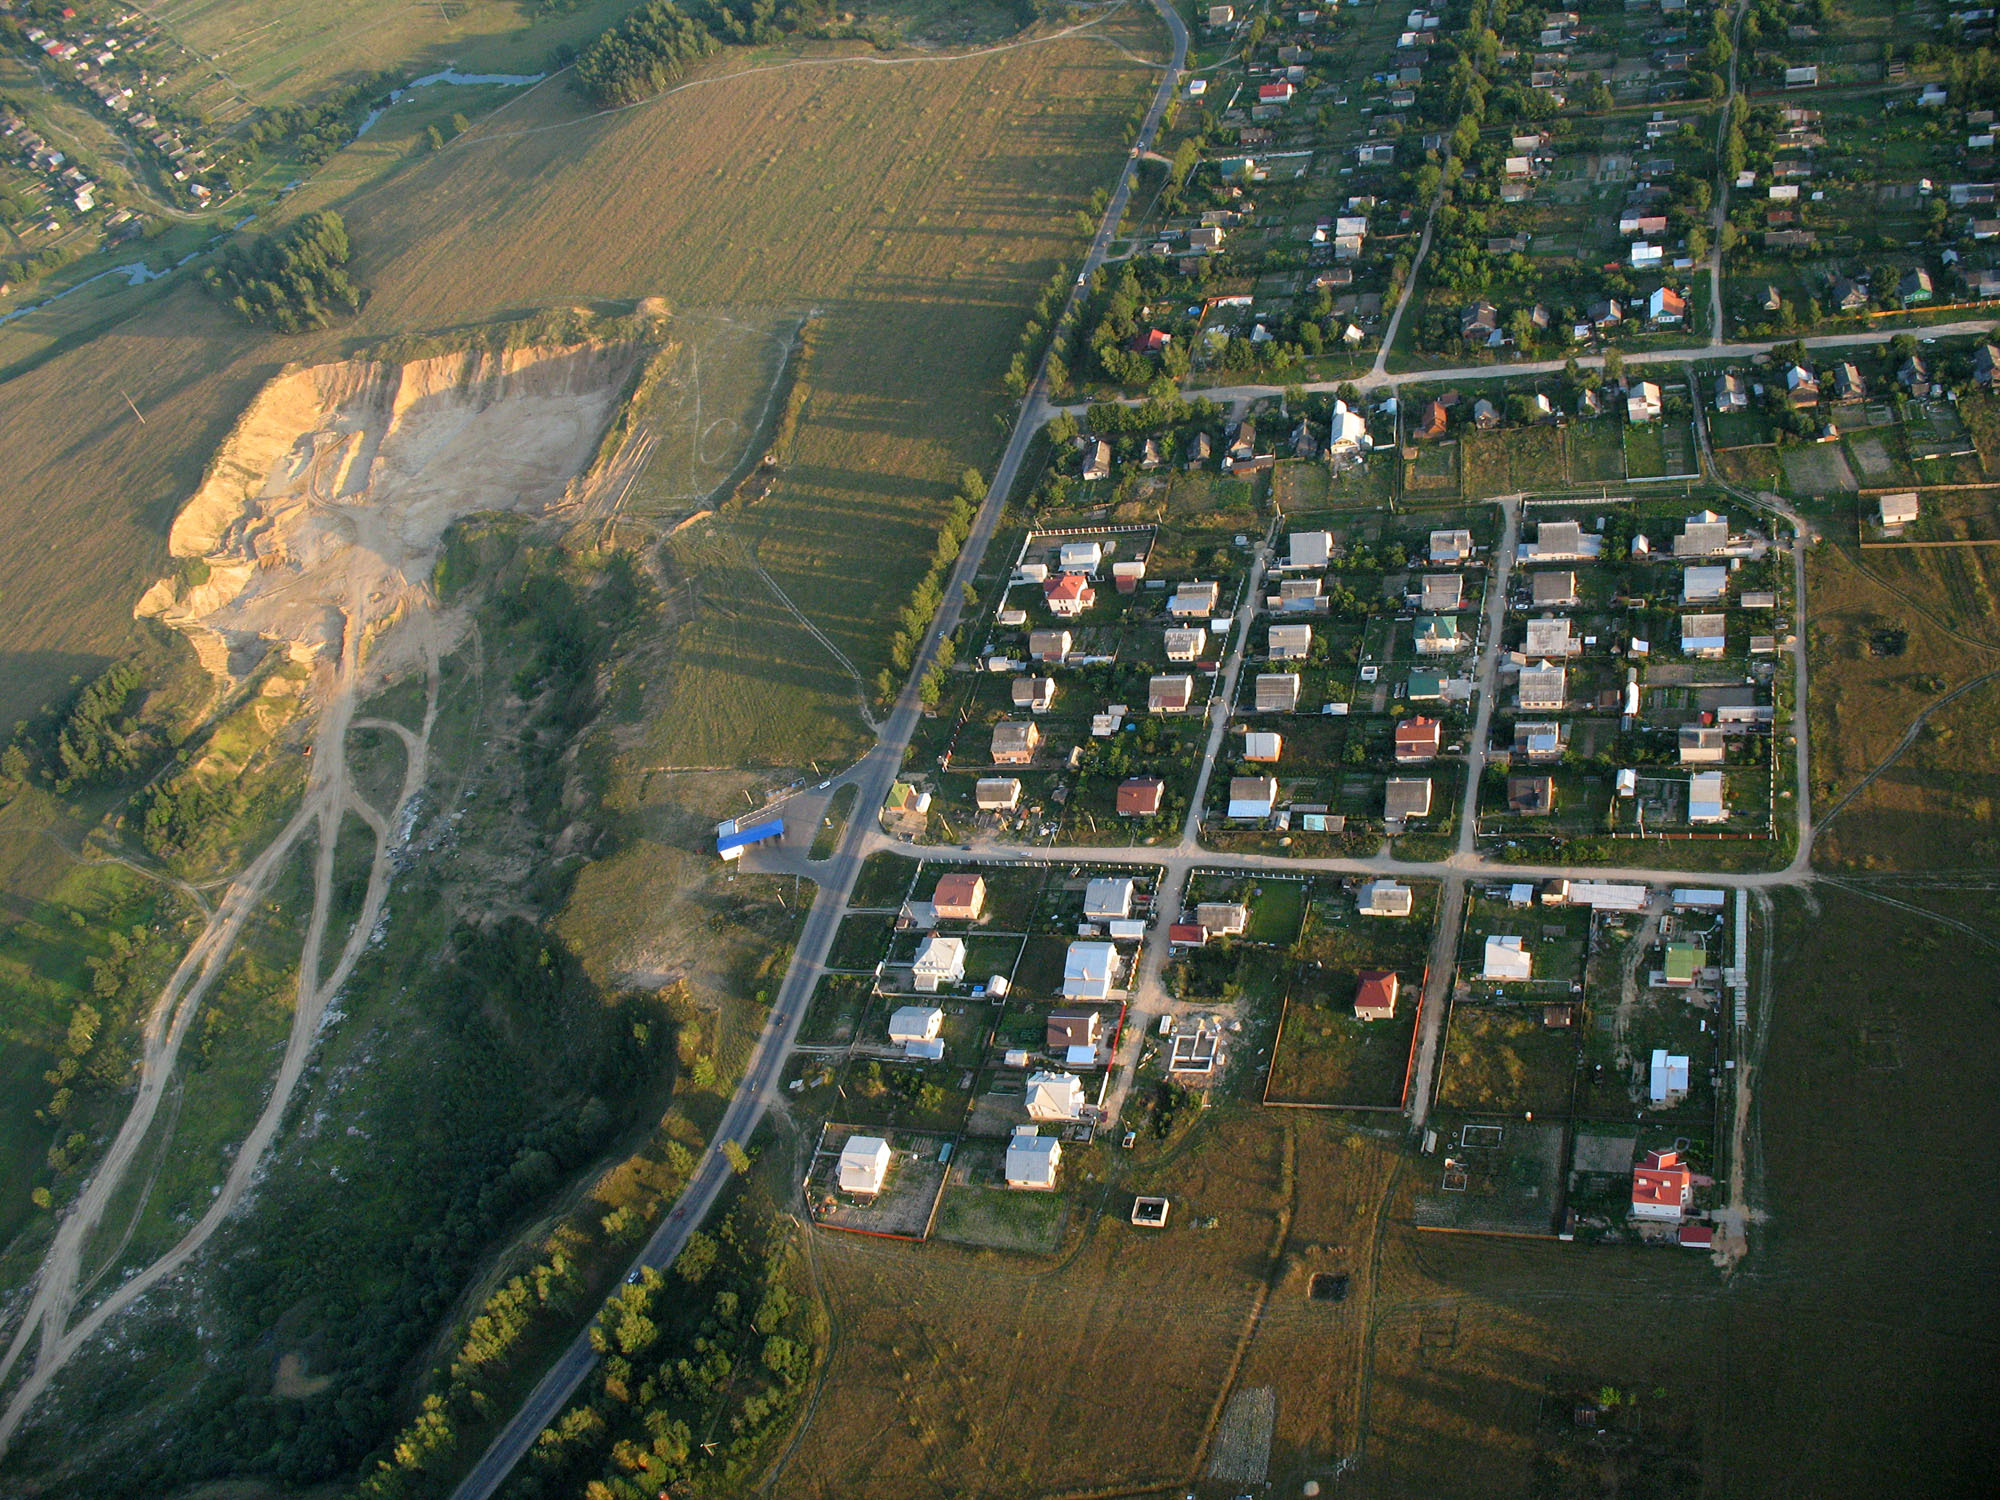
[201,210,364,333]
[572,0,832,107]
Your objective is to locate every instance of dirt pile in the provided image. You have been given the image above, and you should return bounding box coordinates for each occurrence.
[137,341,640,680]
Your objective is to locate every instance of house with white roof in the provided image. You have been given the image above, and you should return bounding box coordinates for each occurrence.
[1062,941,1120,1000]
[1024,1071,1087,1121]
[1483,934,1532,980]
[887,1005,944,1044]
[1005,1127,1063,1188]
[911,935,966,992]
[838,1136,892,1195]
[1288,530,1333,569]
[1357,879,1414,917]
[1688,770,1726,823]
[1083,877,1135,921]
[1683,566,1729,603]
[1648,1048,1691,1105]
[1430,528,1474,563]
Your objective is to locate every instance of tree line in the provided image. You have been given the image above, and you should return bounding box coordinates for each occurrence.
[573,0,833,107]
[202,210,364,333]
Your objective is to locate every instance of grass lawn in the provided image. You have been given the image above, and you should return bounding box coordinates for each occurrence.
[1565,419,1625,483]
[1265,990,1418,1107]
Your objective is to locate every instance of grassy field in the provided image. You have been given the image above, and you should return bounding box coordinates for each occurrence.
[1805,542,2000,868]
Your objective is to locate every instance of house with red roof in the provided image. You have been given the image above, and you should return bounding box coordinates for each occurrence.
[1044,573,1095,617]
[1259,80,1295,104]
[1117,777,1165,817]
[1631,1148,1694,1221]
[1169,922,1208,946]
[1353,970,1399,1021]
[1394,716,1441,763]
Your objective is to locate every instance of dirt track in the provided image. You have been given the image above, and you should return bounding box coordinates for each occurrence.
[0,342,641,1453]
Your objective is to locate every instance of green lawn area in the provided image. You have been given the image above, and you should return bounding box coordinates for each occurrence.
[1265,988,1418,1107]
[1436,1005,1578,1115]
[1623,423,1668,479]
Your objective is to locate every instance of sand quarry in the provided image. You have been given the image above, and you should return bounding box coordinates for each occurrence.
[138,340,641,678]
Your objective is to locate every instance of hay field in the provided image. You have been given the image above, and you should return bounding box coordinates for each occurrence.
[0,14,1157,758]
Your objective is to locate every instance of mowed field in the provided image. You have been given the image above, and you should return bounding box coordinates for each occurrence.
[1805,541,2000,868]
[775,887,2000,1500]
[0,13,1158,759]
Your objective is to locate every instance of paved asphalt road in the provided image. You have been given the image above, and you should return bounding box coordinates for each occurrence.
[446,7,1190,1495]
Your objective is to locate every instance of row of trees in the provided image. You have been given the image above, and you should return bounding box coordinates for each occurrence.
[202,209,363,333]
[877,469,983,705]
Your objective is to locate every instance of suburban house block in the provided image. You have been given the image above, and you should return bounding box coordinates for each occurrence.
[1062,941,1119,1000]
[888,1005,944,1044]
[1005,1127,1062,1188]
[1679,726,1726,764]
[1649,1049,1692,1105]
[1414,616,1463,654]
[1383,777,1432,822]
[975,777,1021,811]
[931,872,986,921]
[1714,373,1749,412]
[1353,969,1399,1021]
[1288,530,1333,568]
[1117,777,1164,816]
[1081,439,1112,481]
[1012,677,1057,713]
[1530,570,1577,607]
[1228,775,1278,819]
[1681,613,1727,657]
[1044,573,1095,616]
[1524,616,1573,658]
[1255,673,1301,711]
[1631,1148,1693,1220]
[912,935,966,992]
[1683,567,1729,603]
[1430,528,1474,563]
[1395,716,1442,762]
[1514,721,1564,762]
[1529,520,1587,561]
[1243,731,1283,762]
[1046,1010,1101,1051]
[1663,942,1705,985]
[1059,540,1102,573]
[1518,661,1566,711]
[1421,573,1464,611]
[1268,623,1312,659]
[1195,901,1248,936]
[1508,775,1555,816]
[1878,492,1919,533]
[991,720,1040,764]
[1626,382,1663,424]
[1688,770,1726,823]
[1483,934,1532,981]
[1276,577,1323,613]
[1675,510,1730,557]
[1083,877,1134,920]
[1164,627,1206,662]
[837,1136,892,1195]
[1150,674,1195,713]
[1357,879,1414,917]
[1170,580,1221,617]
[1028,629,1071,663]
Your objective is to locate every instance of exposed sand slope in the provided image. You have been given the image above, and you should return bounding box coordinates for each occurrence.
[137,341,639,676]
